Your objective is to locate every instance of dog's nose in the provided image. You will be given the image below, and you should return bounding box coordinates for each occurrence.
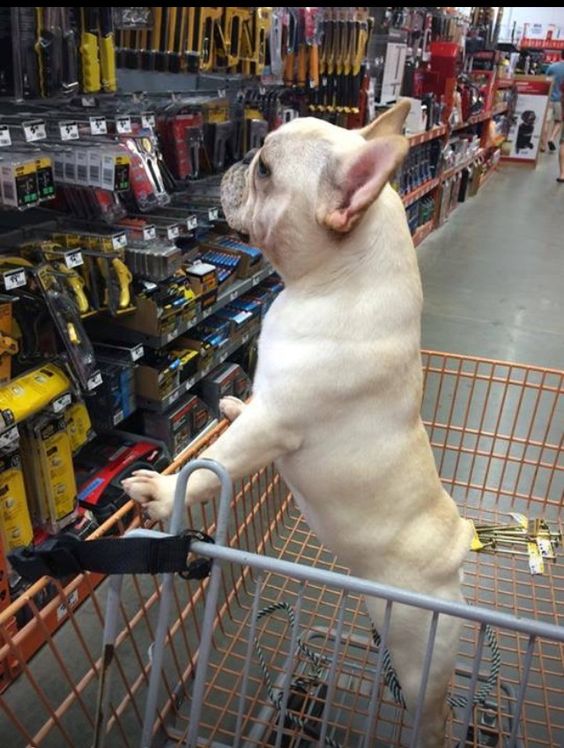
[242,148,258,165]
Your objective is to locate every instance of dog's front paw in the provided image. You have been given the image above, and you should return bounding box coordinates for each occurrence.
[219,396,246,422]
[122,469,177,521]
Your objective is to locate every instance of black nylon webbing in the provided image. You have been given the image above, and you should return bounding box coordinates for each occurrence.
[9,532,213,583]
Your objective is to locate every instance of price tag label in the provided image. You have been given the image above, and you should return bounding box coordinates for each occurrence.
[113,411,124,426]
[0,426,18,449]
[3,269,26,291]
[23,120,47,142]
[252,274,261,286]
[52,393,72,413]
[112,233,128,250]
[166,330,178,343]
[116,116,132,134]
[187,215,198,231]
[141,112,156,129]
[0,125,11,147]
[64,250,83,269]
[143,225,157,241]
[87,371,103,391]
[90,116,107,135]
[131,344,144,362]
[208,208,219,221]
[167,225,180,240]
[81,96,97,107]
[59,121,79,141]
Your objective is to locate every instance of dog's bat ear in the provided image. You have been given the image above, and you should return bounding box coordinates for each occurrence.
[358,99,411,140]
[321,135,409,234]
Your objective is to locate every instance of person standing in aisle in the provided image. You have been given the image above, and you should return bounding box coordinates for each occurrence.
[544,51,564,153]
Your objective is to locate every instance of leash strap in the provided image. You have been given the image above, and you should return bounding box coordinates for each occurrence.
[8,530,214,582]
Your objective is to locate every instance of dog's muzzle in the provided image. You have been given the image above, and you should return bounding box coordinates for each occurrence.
[220,155,252,234]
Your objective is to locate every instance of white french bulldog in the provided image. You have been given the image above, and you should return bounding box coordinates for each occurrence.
[123,100,474,746]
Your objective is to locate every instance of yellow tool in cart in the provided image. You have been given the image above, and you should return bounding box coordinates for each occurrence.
[0,363,71,426]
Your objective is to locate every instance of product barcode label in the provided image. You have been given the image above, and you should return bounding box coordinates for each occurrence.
[167,225,180,240]
[208,208,219,221]
[116,117,132,134]
[0,125,11,147]
[112,233,127,250]
[102,168,114,187]
[90,116,107,135]
[77,164,88,182]
[141,113,156,129]
[3,269,26,290]
[52,393,72,413]
[131,344,144,362]
[23,120,47,142]
[90,165,100,183]
[87,371,103,391]
[64,162,75,181]
[143,226,157,241]
[187,215,198,231]
[59,121,79,141]
[64,250,83,269]
[54,160,64,179]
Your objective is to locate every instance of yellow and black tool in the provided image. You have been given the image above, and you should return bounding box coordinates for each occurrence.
[99,8,117,92]
[80,8,101,93]
[155,7,169,71]
[254,7,272,76]
[283,8,298,85]
[197,7,223,73]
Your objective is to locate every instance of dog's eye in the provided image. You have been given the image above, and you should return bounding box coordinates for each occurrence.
[256,157,271,179]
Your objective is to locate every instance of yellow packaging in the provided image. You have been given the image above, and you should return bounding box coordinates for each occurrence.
[0,363,71,424]
[20,415,77,533]
[0,451,33,551]
[65,401,93,453]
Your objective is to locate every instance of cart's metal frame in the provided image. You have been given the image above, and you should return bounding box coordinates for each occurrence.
[0,351,562,748]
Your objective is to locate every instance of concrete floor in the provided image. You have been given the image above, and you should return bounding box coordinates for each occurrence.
[418,155,564,370]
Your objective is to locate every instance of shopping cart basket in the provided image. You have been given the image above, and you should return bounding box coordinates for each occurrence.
[0,351,562,747]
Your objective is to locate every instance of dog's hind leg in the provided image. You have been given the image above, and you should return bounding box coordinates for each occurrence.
[365,586,464,747]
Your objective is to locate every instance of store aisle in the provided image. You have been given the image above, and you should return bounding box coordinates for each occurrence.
[418,157,564,369]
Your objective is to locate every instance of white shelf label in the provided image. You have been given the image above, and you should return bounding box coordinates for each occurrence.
[64,250,83,269]
[3,269,26,291]
[167,225,180,240]
[87,371,103,391]
[0,126,11,147]
[208,208,219,221]
[0,426,18,449]
[143,226,157,241]
[81,96,97,107]
[187,216,198,231]
[52,393,72,413]
[59,121,79,141]
[23,120,46,142]
[252,275,260,286]
[142,113,156,129]
[90,117,108,135]
[131,344,144,362]
[112,233,128,250]
[116,116,132,134]
[113,411,124,425]
[229,290,238,302]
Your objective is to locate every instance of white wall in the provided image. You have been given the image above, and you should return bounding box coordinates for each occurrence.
[499,7,564,42]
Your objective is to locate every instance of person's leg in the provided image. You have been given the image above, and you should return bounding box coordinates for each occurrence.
[549,102,562,150]
[542,103,554,151]
[558,129,564,181]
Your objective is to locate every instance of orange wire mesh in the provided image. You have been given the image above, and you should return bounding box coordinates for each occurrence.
[0,351,562,747]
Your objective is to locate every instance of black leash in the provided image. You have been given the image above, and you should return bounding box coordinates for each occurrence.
[8,530,215,582]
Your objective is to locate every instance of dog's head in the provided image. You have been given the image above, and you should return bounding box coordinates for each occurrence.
[221,100,410,277]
